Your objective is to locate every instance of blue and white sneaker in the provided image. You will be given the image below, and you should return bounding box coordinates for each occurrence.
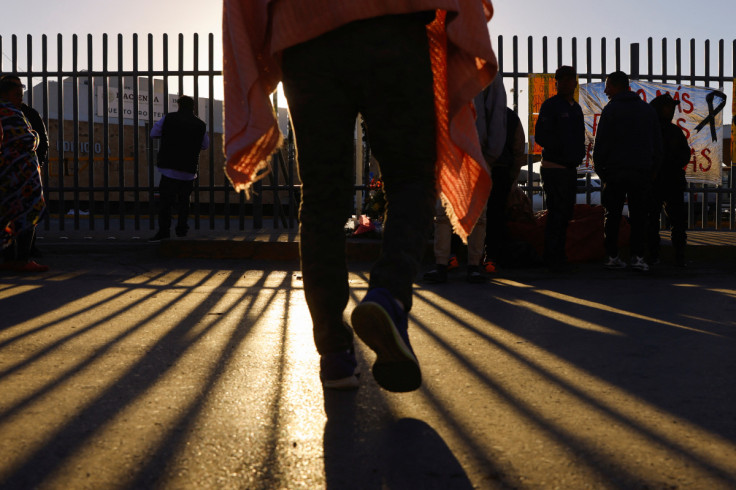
[351,287,421,392]
[320,348,360,390]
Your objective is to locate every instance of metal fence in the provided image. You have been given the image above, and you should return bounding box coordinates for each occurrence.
[1,33,734,232]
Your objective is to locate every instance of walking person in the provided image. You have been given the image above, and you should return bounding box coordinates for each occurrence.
[149,95,209,241]
[593,71,663,272]
[222,1,497,392]
[534,65,585,272]
[647,93,690,266]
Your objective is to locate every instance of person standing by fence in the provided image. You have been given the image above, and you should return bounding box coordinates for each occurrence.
[534,66,585,272]
[593,71,663,272]
[0,75,47,273]
[647,93,690,266]
[222,1,497,392]
[149,95,209,242]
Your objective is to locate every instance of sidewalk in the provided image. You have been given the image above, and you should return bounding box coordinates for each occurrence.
[35,217,736,263]
[1,240,735,488]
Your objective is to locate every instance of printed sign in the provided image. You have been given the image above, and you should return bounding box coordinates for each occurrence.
[96,88,179,121]
[580,81,727,185]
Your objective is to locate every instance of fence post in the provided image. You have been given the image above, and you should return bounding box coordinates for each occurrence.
[630,43,639,80]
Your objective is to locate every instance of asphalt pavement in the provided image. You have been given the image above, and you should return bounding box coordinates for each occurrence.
[1,232,735,489]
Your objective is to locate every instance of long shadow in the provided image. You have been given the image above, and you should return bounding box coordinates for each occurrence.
[0,268,225,422]
[323,380,477,489]
[481,272,736,440]
[127,269,296,489]
[0,263,274,489]
[413,266,736,485]
[317,285,492,489]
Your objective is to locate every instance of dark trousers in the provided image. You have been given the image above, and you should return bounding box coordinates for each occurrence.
[602,170,651,258]
[541,167,577,265]
[485,165,513,262]
[647,180,687,259]
[158,175,194,235]
[282,13,437,355]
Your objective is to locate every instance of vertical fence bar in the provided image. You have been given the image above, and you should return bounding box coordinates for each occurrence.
[163,34,169,114]
[571,37,577,73]
[117,34,125,229]
[178,34,184,98]
[11,35,18,72]
[662,38,668,83]
[512,36,519,112]
[647,37,654,82]
[72,35,80,229]
[208,34,216,230]
[585,37,592,83]
[287,112,296,229]
[715,39,725,229]
[102,34,110,229]
[630,43,639,80]
[192,33,202,230]
[615,38,621,71]
[526,35,534,200]
[25,35,33,116]
[147,34,155,231]
[57,34,65,230]
[704,40,712,227]
[271,91,280,229]
[87,34,95,230]
[132,34,140,230]
[601,38,606,80]
[676,38,682,85]
[542,36,548,73]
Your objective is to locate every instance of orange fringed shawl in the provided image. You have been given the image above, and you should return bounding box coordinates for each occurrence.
[223,0,497,241]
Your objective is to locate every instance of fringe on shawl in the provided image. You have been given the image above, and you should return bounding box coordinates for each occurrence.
[427,9,494,243]
[224,123,282,198]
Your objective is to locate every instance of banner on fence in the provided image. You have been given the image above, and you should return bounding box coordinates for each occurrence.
[579,81,727,185]
[96,88,179,121]
[527,74,557,156]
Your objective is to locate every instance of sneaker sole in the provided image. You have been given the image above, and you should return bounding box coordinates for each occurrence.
[604,264,627,270]
[351,302,421,393]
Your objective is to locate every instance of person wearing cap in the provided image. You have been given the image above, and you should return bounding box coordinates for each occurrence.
[0,74,48,272]
[647,93,690,266]
[534,65,586,272]
[593,70,663,272]
[149,95,209,241]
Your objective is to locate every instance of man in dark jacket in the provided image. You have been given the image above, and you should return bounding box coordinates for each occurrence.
[647,93,690,266]
[534,65,585,271]
[593,71,663,272]
[149,95,208,241]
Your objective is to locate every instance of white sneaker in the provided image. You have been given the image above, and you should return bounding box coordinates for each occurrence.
[630,256,650,272]
[604,255,627,269]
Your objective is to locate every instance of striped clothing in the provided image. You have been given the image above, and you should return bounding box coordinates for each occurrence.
[0,100,46,247]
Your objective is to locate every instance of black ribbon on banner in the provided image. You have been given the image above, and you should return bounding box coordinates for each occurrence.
[694,90,727,142]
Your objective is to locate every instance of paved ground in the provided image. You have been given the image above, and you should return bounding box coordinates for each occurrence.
[1,236,735,489]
